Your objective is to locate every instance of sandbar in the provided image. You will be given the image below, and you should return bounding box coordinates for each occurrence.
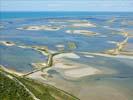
[66,30,99,36]
[54,53,80,59]
[71,22,96,27]
[64,67,100,78]
[0,41,15,46]
[0,65,24,76]
[17,25,62,31]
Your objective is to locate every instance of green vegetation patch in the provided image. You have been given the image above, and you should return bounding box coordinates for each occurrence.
[0,68,79,100]
[67,42,77,50]
[0,72,33,100]
[19,78,78,100]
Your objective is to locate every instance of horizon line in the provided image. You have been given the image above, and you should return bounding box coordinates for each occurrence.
[1,11,133,12]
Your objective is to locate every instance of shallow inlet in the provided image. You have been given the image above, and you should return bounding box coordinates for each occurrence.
[0,13,133,100]
[0,45,47,73]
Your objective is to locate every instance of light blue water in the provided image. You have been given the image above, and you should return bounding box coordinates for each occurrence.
[0,12,132,71]
[0,45,46,73]
[0,12,133,100]
[1,12,133,19]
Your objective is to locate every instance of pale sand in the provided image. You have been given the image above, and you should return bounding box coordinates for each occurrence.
[0,41,15,46]
[53,53,80,69]
[107,41,117,44]
[120,51,133,56]
[72,22,96,27]
[28,71,47,80]
[98,35,107,37]
[64,67,101,78]
[54,53,80,59]
[55,44,65,48]
[53,62,79,69]
[56,45,65,51]
[52,53,101,78]
[31,63,46,69]
[84,55,94,58]
[18,45,30,49]
[66,30,98,36]
[79,52,133,59]
[17,25,61,31]
[0,65,24,76]
[52,60,101,78]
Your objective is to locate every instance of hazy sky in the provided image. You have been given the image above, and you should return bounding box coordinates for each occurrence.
[0,0,133,12]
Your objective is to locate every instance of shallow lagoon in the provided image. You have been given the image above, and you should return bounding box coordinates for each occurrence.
[0,12,133,100]
[0,45,47,73]
[46,54,133,100]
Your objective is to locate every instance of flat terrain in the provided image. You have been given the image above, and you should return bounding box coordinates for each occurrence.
[0,68,79,100]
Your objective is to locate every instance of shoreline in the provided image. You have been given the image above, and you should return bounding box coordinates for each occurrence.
[66,30,99,36]
[0,64,79,100]
[17,25,62,31]
[105,31,130,55]
[0,41,15,46]
[0,65,24,76]
[1,39,133,79]
[52,52,102,79]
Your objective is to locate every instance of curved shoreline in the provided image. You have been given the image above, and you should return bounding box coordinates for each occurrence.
[0,65,79,100]
[0,30,132,78]
[1,36,133,78]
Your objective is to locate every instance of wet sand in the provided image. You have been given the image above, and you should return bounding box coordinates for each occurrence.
[66,30,99,36]
[0,41,15,46]
[17,25,62,31]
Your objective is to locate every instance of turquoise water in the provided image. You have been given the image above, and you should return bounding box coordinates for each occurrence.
[1,12,133,19]
[0,12,133,100]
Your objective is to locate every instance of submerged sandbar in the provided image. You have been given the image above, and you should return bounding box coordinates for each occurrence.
[66,30,99,36]
[17,25,62,31]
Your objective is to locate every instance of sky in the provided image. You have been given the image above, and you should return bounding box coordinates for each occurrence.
[0,0,133,12]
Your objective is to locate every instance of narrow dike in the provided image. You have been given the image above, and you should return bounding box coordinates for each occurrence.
[105,31,129,55]
[23,50,61,76]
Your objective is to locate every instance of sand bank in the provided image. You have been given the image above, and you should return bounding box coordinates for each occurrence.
[56,44,65,48]
[52,53,101,78]
[17,25,62,31]
[79,52,133,60]
[0,41,15,46]
[54,53,80,59]
[84,55,94,58]
[31,63,47,69]
[71,22,96,27]
[107,41,117,44]
[28,71,47,81]
[55,44,65,51]
[0,65,24,76]
[53,61,79,69]
[66,30,99,36]
[64,67,100,78]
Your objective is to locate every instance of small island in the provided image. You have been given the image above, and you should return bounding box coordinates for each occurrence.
[17,25,62,31]
[0,41,15,46]
[71,22,96,27]
[66,30,99,36]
